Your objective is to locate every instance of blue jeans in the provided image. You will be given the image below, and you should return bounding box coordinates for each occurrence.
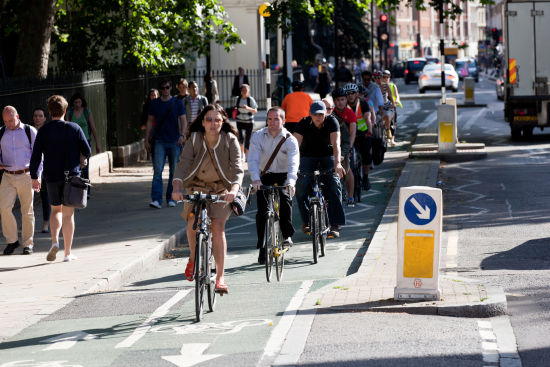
[151,140,182,203]
[295,156,346,227]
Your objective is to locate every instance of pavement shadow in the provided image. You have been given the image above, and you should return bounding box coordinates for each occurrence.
[480,237,550,271]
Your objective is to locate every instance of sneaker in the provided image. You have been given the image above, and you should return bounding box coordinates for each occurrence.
[3,241,20,255]
[347,197,355,207]
[328,226,340,238]
[149,200,162,209]
[22,246,33,255]
[185,260,194,281]
[167,200,176,207]
[63,254,78,262]
[283,238,293,248]
[302,224,311,235]
[46,244,59,262]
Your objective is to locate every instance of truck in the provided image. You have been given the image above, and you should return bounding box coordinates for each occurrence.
[503,0,550,139]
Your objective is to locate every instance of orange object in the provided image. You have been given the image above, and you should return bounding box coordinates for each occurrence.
[281,92,313,123]
[509,58,517,84]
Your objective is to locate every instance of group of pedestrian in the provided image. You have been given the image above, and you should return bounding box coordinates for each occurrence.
[1,95,92,262]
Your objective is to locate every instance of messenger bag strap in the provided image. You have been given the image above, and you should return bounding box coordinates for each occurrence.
[260,133,290,178]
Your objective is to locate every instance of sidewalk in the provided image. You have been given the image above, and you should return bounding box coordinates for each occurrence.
[0,162,186,342]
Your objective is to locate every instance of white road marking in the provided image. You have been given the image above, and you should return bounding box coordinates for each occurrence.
[152,319,271,336]
[258,280,313,364]
[505,200,513,219]
[115,289,190,348]
[463,108,485,130]
[477,317,523,367]
[418,111,437,129]
[162,343,221,367]
[41,331,96,351]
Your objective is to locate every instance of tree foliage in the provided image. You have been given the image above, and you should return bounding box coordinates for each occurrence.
[53,0,242,72]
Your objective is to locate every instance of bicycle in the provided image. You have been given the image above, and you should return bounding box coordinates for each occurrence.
[256,185,290,282]
[183,192,226,322]
[300,169,331,264]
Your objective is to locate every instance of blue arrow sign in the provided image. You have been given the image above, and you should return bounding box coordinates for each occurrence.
[404,193,437,225]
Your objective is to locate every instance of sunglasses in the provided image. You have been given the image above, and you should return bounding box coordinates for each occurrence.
[160,86,171,90]
[205,117,223,123]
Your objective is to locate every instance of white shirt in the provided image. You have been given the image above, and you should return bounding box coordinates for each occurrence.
[248,127,300,186]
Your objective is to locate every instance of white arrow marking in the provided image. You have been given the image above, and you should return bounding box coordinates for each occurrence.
[41,331,96,350]
[410,198,431,220]
[162,343,221,367]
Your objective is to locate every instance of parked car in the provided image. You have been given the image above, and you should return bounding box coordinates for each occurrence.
[391,61,405,78]
[455,58,479,82]
[496,74,505,100]
[418,63,459,93]
[404,58,427,84]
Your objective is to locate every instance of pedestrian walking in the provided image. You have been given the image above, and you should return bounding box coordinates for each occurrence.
[0,106,40,255]
[234,84,258,161]
[315,64,332,98]
[184,81,208,125]
[32,107,51,233]
[144,79,187,209]
[30,95,91,262]
[175,78,188,100]
[202,72,219,104]
[248,107,299,264]
[232,67,249,98]
[172,104,244,294]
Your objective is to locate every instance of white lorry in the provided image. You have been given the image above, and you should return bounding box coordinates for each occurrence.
[504,0,550,139]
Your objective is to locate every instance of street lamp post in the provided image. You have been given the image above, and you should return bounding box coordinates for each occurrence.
[259,3,271,110]
[439,0,446,103]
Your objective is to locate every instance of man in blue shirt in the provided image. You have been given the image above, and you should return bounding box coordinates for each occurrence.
[145,79,187,209]
[30,95,91,262]
[0,106,41,255]
[361,70,384,115]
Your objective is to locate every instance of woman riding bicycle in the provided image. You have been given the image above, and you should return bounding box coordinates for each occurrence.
[172,104,244,294]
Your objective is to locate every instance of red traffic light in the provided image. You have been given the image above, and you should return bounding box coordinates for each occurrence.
[413,42,418,47]
[380,14,388,22]
[492,28,496,32]
[390,42,395,47]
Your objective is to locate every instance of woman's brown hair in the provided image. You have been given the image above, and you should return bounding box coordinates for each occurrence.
[186,104,238,139]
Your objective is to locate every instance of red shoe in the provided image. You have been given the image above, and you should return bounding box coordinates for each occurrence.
[185,260,194,281]
[214,279,228,295]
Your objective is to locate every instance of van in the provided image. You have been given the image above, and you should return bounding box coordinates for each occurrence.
[404,58,427,84]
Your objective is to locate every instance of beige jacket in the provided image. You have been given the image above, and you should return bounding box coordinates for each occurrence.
[174,131,243,190]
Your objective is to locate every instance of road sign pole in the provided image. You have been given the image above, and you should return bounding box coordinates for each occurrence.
[395,186,442,301]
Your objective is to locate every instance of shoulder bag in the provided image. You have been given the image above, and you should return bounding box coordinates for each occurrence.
[260,133,290,178]
[62,123,91,208]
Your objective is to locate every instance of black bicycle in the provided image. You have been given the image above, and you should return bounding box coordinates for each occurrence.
[183,192,226,322]
[301,170,331,264]
[257,185,289,282]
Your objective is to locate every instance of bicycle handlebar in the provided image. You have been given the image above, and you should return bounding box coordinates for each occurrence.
[182,193,226,203]
[257,185,289,191]
[298,169,335,177]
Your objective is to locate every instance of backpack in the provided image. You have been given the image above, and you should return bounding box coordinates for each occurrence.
[370,135,386,166]
[66,108,91,137]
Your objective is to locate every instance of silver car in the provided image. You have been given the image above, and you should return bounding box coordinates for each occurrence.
[418,63,459,93]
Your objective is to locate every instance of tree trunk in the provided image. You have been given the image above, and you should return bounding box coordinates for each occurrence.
[13,0,57,79]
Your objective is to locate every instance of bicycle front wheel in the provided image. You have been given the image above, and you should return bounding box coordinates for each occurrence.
[264,216,274,282]
[274,220,284,281]
[195,233,206,322]
[206,233,216,312]
[310,203,319,264]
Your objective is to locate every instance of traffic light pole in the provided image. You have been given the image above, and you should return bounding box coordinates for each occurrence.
[439,0,446,103]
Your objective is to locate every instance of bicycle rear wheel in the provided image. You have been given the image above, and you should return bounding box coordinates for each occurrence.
[318,204,326,257]
[264,216,274,282]
[195,233,206,322]
[310,203,319,264]
[274,220,284,281]
[206,233,216,312]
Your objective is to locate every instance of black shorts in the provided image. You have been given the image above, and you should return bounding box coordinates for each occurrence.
[46,180,65,206]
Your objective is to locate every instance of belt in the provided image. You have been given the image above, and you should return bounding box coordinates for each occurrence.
[4,168,30,175]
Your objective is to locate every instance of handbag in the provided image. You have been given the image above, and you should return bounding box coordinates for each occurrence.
[63,174,91,209]
[231,108,238,119]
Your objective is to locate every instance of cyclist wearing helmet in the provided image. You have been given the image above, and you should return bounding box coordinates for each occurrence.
[281,80,313,134]
[377,70,396,145]
[346,83,373,191]
[332,87,357,206]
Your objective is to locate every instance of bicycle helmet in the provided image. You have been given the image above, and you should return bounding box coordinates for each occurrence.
[343,83,359,94]
[291,80,304,90]
[331,87,347,99]
[373,70,382,79]
[357,84,368,95]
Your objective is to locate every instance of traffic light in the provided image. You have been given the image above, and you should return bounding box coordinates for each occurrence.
[491,28,500,42]
[378,14,389,47]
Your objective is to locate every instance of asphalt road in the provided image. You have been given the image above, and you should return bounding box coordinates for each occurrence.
[1,75,542,367]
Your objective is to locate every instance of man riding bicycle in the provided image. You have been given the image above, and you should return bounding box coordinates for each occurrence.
[294,101,346,238]
[248,107,300,264]
[331,88,357,206]
[344,83,373,191]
